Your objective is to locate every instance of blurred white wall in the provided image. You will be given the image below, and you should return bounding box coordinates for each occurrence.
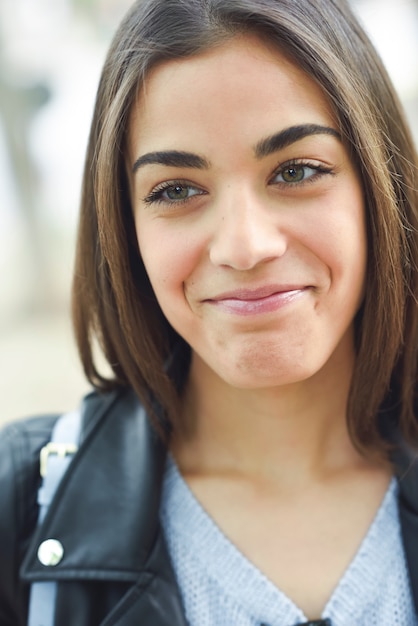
[0,0,417,424]
[0,0,132,422]
[352,0,418,136]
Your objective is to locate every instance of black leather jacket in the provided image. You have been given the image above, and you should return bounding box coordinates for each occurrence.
[1,387,418,625]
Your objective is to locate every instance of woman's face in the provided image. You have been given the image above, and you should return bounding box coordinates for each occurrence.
[128,36,367,389]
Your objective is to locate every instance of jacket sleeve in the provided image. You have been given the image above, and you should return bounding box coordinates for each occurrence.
[0,416,58,626]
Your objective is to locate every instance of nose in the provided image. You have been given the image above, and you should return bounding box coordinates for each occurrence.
[209,188,288,270]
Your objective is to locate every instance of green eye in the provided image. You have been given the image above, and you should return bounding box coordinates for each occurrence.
[166,185,190,200]
[281,165,307,183]
[272,162,326,186]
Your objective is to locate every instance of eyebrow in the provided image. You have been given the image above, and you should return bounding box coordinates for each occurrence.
[132,150,209,174]
[131,123,341,174]
[254,124,341,158]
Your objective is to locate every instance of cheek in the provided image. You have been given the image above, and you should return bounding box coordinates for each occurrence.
[316,197,367,308]
[307,186,366,270]
[135,219,199,304]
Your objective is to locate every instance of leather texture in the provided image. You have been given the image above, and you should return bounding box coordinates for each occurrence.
[0,387,417,625]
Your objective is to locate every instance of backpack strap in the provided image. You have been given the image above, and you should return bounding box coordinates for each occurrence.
[28,408,83,626]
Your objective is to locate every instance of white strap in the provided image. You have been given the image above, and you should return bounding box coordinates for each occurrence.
[28,409,82,626]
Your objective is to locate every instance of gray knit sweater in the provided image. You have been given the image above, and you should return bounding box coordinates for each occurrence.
[160,457,416,626]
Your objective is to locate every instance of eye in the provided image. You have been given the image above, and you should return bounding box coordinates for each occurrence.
[143,181,205,205]
[164,184,197,201]
[271,161,332,186]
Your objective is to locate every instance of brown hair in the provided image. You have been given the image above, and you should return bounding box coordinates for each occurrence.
[72,0,418,452]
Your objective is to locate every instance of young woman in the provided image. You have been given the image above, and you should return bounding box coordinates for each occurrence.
[1,1,418,624]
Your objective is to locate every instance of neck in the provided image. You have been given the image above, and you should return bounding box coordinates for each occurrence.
[172,336,368,485]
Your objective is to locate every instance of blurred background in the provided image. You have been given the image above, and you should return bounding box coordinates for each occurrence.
[1,0,418,424]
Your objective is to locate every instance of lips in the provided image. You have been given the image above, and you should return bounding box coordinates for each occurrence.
[205,285,308,315]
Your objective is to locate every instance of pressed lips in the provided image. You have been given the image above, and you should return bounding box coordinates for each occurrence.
[205,285,308,315]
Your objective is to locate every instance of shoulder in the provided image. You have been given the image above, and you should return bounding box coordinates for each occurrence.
[0,414,60,538]
[0,386,135,529]
[0,413,60,472]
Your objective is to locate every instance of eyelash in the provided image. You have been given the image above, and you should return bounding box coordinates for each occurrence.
[142,159,334,207]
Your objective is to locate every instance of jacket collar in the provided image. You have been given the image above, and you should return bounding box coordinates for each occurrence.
[21,388,167,583]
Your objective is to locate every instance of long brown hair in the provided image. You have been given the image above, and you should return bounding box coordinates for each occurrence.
[72,0,418,452]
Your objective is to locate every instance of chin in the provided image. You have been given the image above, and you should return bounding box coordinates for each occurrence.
[213,360,321,390]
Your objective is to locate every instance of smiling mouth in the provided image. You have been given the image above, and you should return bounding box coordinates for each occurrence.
[206,286,309,316]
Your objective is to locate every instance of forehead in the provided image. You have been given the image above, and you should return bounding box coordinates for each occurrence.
[128,35,335,157]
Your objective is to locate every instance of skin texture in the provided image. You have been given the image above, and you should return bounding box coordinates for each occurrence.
[128,36,391,619]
